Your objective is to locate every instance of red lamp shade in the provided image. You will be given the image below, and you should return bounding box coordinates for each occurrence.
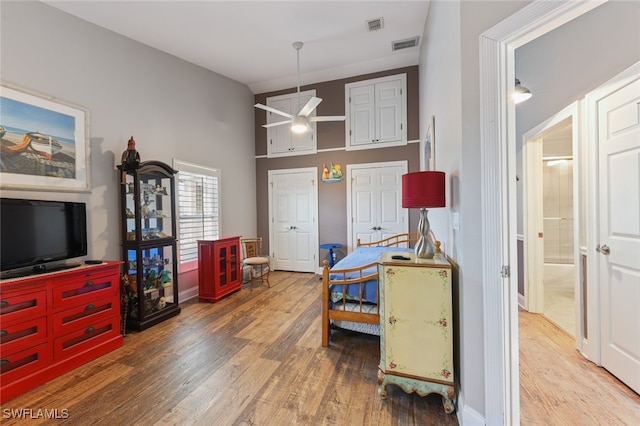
[402,171,446,208]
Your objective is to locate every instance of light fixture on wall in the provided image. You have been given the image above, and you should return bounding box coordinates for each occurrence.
[514,79,532,104]
[402,171,446,259]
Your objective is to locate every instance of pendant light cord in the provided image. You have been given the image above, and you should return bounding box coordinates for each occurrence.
[293,41,303,113]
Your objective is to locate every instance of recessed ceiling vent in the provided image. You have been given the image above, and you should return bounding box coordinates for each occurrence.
[367,17,384,32]
[392,36,420,51]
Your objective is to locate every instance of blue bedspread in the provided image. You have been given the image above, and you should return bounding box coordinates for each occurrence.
[329,246,412,304]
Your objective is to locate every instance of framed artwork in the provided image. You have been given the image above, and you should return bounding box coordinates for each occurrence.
[0,83,90,192]
[422,115,435,171]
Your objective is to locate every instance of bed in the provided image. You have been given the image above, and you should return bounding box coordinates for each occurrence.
[321,232,417,347]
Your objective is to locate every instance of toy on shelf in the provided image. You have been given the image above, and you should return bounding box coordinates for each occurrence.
[322,162,344,183]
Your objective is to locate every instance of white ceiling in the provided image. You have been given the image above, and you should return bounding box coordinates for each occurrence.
[42,0,430,94]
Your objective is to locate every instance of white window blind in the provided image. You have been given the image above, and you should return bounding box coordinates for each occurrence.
[173,160,220,264]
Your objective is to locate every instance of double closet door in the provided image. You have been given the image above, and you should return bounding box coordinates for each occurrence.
[347,161,408,250]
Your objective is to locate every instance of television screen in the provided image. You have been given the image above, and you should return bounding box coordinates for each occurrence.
[0,198,87,274]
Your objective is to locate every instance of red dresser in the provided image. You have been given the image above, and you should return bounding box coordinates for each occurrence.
[0,261,123,403]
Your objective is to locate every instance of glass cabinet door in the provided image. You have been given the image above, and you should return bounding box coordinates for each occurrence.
[126,245,175,319]
[229,244,238,283]
[139,174,173,241]
[217,245,228,287]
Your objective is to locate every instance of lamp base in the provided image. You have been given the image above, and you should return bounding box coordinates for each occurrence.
[414,208,434,259]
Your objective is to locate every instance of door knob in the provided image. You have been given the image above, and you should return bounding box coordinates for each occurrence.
[596,244,610,255]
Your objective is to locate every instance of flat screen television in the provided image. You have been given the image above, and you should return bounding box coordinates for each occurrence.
[0,198,88,276]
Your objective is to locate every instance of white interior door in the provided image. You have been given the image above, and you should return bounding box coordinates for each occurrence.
[347,161,407,251]
[597,69,640,394]
[269,168,318,273]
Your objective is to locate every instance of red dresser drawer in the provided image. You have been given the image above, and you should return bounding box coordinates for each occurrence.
[53,316,119,361]
[0,316,48,357]
[0,342,51,384]
[52,272,117,310]
[0,290,47,325]
[52,297,117,336]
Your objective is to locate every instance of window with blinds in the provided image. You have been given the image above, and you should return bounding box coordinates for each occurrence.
[173,160,220,264]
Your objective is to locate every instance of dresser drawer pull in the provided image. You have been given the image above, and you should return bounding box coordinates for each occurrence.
[0,300,8,307]
[0,359,8,367]
[85,326,95,334]
[85,304,95,311]
[84,280,95,287]
[0,329,7,337]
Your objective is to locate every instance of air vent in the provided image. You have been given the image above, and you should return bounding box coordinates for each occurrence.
[367,17,384,32]
[392,36,420,51]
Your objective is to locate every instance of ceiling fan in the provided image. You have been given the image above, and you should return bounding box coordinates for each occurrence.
[254,41,345,134]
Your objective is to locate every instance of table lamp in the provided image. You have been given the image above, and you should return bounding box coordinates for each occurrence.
[402,171,446,259]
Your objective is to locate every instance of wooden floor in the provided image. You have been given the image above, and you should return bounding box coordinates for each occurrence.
[519,310,640,425]
[1,272,457,425]
[1,271,637,425]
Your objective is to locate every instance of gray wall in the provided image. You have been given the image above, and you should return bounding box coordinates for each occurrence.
[1,1,257,298]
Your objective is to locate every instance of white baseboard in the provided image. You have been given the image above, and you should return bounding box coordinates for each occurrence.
[456,391,486,426]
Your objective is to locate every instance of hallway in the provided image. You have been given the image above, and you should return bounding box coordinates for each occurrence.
[519,310,640,425]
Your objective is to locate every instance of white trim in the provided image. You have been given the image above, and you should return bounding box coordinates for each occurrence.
[253,139,421,159]
[479,1,605,424]
[456,391,486,426]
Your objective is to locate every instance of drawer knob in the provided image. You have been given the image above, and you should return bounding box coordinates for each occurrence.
[85,304,95,311]
[0,359,8,367]
[0,300,8,307]
[0,330,7,337]
[85,326,95,334]
[83,280,95,287]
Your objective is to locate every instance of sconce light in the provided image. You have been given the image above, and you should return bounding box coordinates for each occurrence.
[514,79,532,104]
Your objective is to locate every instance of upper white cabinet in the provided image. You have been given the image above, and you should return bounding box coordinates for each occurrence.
[345,74,407,151]
[265,90,317,158]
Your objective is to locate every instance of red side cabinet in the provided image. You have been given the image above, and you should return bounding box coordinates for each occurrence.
[198,236,241,303]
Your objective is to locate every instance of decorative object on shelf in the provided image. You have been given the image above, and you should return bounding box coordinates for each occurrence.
[120,136,141,183]
[321,162,344,183]
[402,171,446,259]
[0,82,90,192]
[117,160,180,330]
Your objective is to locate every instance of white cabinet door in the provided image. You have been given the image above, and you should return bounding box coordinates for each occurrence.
[597,70,640,394]
[349,84,376,147]
[269,168,318,273]
[268,97,295,155]
[346,74,407,151]
[348,161,408,250]
[376,78,403,143]
[266,90,316,157]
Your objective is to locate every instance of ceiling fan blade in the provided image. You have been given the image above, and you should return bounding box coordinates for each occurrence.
[309,116,346,122]
[254,103,293,119]
[298,97,322,117]
[262,120,292,128]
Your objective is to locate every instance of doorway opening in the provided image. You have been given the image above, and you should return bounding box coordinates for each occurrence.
[523,104,582,344]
